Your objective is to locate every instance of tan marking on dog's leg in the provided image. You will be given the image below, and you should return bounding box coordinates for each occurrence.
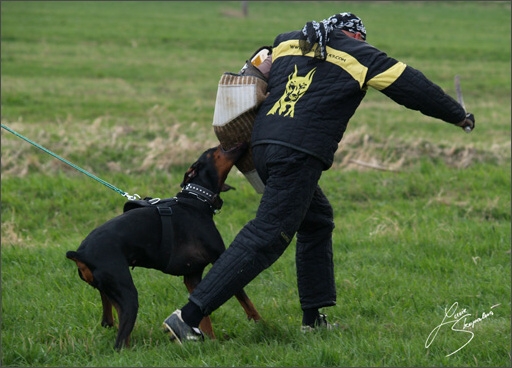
[71,258,94,284]
[198,316,215,339]
[184,275,216,339]
[234,289,262,322]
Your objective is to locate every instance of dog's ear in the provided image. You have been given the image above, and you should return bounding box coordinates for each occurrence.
[221,183,235,192]
[181,162,200,188]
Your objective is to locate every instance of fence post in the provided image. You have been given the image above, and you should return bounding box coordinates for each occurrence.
[242,1,248,17]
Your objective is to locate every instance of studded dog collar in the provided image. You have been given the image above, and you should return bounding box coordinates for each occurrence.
[182,183,224,214]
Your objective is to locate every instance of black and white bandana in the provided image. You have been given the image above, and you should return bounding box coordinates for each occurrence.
[299,12,367,60]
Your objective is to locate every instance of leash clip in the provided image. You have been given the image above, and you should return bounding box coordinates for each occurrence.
[123,192,141,201]
[148,197,161,204]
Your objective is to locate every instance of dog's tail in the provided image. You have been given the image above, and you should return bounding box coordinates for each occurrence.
[66,251,95,285]
[66,250,79,260]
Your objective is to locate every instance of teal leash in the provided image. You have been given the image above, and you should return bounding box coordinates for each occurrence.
[1,123,140,201]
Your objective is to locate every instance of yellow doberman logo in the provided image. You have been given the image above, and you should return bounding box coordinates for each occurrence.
[268,65,316,118]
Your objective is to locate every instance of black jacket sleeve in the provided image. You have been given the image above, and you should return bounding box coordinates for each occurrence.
[380,66,466,124]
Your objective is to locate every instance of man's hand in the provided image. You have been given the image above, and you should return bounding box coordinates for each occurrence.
[456,112,475,132]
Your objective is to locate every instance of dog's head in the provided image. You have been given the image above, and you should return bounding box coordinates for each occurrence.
[283,65,316,103]
[180,142,248,194]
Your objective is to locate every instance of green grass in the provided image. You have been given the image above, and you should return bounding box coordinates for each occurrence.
[1,1,510,366]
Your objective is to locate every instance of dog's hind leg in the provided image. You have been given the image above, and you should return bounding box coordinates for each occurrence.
[97,269,139,350]
[184,274,216,339]
[111,296,137,350]
[234,289,262,322]
[100,291,115,328]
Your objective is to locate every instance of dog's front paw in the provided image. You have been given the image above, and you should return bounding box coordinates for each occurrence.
[101,319,114,328]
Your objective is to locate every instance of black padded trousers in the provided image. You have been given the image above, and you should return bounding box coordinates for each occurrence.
[189,144,336,315]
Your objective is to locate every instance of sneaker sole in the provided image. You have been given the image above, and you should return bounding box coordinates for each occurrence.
[162,322,183,345]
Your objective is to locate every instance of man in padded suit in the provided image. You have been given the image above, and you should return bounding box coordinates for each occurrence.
[163,12,476,342]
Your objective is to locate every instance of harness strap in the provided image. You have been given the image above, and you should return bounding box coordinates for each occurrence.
[157,206,173,216]
[156,205,175,272]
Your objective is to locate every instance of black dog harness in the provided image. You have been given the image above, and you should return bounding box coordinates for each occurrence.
[123,184,223,268]
[123,184,223,214]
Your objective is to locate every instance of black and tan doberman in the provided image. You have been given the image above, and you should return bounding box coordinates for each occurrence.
[66,143,261,350]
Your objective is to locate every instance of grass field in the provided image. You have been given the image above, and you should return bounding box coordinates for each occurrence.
[1,1,510,366]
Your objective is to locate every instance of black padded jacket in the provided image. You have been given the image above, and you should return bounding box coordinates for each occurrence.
[251,30,466,169]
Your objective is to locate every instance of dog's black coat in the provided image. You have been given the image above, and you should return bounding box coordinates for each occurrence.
[66,144,260,350]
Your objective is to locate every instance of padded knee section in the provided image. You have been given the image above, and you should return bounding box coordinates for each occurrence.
[189,221,291,316]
